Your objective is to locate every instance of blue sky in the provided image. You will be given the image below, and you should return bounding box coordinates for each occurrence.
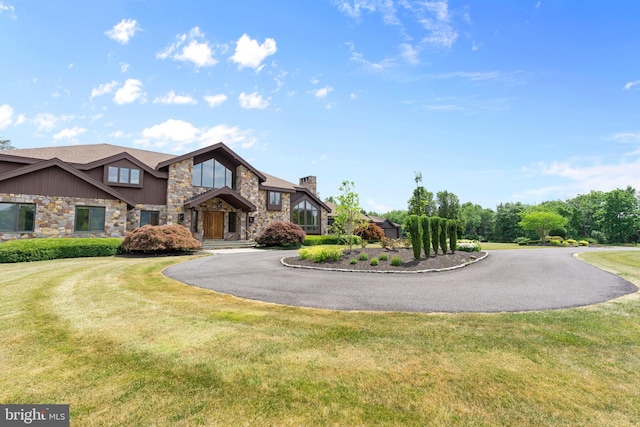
[1,1,639,213]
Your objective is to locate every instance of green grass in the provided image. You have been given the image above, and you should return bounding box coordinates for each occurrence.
[1,252,639,425]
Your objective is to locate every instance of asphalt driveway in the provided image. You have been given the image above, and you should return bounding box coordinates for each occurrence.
[163,247,638,313]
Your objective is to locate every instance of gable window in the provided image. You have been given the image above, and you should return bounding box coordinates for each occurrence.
[0,203,35,232]
[140,210,160,226]
[75,206,105,232]
[268,191,282,210]
[192,159,234,189]
[292,200,319,233]
[107,166,141,185]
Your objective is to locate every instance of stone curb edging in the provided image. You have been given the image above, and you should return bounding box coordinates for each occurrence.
[280,251,489,274]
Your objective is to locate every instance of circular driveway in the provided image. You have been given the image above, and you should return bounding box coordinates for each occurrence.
[163,247,638,313]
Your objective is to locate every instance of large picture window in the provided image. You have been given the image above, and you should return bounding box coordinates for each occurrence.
[75,206,105,232]
[0,203,35,232]
[292,200,319,233]
[192,159,234,189]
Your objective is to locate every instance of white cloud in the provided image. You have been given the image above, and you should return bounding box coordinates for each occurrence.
[0,2,16,18]
[153,90,197,105]
[399,43,419,64]
[137,119,256,151]
[314,86,333,99]
[350,93,358,100]
[238,92,270,109]
[334,0,398,24]
[624,80,640,90]
[230,34,277,70]
[113,79,146,105]
[157,27,217,68]
[91,80,118,99]
[199,125,256,149]
[105,19,140,44]
[120,63,129,73]
[32,113,74,133]
[203,94,228,107]
[608,131,640,143]
[0,104,13,129]
[53,126,86,142]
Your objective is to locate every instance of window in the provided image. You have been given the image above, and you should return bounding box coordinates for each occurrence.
[107,166,141,185]
[292,200,319,233]
[192,158,234,189]
[75,207,105,232]
[228,212,237,233]
[0,203,35,232]
[268,191,282,210]
[140,210,160,226]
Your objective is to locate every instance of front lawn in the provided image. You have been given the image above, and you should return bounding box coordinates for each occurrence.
[1,252,639,425]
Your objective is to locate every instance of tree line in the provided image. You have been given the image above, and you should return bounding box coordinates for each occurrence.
[370,173,640,245]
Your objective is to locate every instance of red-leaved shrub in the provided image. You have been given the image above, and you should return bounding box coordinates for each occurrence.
[120,224,202,253]
[355,222,385,241]
[256,221,306,247]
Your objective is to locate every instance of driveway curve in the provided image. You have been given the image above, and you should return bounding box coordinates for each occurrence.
[163,247,638,313]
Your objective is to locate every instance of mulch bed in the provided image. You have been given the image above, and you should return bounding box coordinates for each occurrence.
[282,248,487,272]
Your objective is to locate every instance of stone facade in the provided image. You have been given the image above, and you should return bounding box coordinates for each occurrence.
[166,159,193,227]
[252,190,291,237]
[237,165,261,238]
[126,204,168,231]
[0,193,127,241]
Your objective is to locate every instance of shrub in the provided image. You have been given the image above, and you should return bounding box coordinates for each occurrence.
[457,240,481,252]
[0,237,122,263]
[338,235,362,246]
[256,221,306,247]
[565,238,578,246]
[370,257,379,266]
[430,217,440,255]
[439,220,448,255]
[517,237,530,246]
[298,246,343,263]
[578,240,590,246]
[355,223,385,242]
[390,255,403,266]
[420,216,431,258]
[120,225,201,253]
[549,239,562,246]
[406,215,422,261]
[359,252,369,261]
[379,254,388,261]
[381,237,401,251]
[303,235,342,246]
[591,230,607,244]
[350,258,358,264]
[448,219,458,253]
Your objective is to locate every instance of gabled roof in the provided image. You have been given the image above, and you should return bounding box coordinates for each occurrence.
[183,187,256,211]
[0,144,175,169]
[76,152,168,178]
[0,158,137,207]
[157,142,267,182]
[259,172,298,193]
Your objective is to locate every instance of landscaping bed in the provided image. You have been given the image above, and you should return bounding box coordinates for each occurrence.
[283,248,487,272]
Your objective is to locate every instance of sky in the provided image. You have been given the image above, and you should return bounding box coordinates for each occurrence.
[1,1,640,213]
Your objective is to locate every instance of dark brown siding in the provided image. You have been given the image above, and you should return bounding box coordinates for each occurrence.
[0,167,117,200]
[84,164,167,205]
[0,162,30,175]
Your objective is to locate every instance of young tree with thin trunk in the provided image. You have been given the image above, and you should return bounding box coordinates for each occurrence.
[331,180,367,253]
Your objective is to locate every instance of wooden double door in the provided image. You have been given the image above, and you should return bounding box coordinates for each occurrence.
[203,211,224,239]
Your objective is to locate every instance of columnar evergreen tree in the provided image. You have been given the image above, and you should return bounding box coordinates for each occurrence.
[439,219,448,254]
[406,215,422,261]
[430,217,440,255]
[420,215,431,258]
[448,219,458,253]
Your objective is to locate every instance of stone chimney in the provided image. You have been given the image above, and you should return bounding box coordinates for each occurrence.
[299,176,317,195]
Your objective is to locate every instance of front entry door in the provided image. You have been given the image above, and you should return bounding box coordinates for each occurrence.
[203,211,224,239]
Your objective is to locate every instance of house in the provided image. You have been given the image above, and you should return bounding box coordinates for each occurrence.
[326,202,401,239]
[0,142,330,242]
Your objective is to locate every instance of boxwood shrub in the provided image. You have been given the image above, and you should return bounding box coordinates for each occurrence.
[0,237,122,263]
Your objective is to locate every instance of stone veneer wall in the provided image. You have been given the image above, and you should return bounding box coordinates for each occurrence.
[194,198,242,240]
[237,165,261,239]
[252,190,291,236]
[166,159,194,228]
[126,205,168,230]
[0,193,128,241]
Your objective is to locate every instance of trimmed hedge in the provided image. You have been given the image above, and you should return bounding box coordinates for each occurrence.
[0,238,122,263]
[302,235,362,246]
